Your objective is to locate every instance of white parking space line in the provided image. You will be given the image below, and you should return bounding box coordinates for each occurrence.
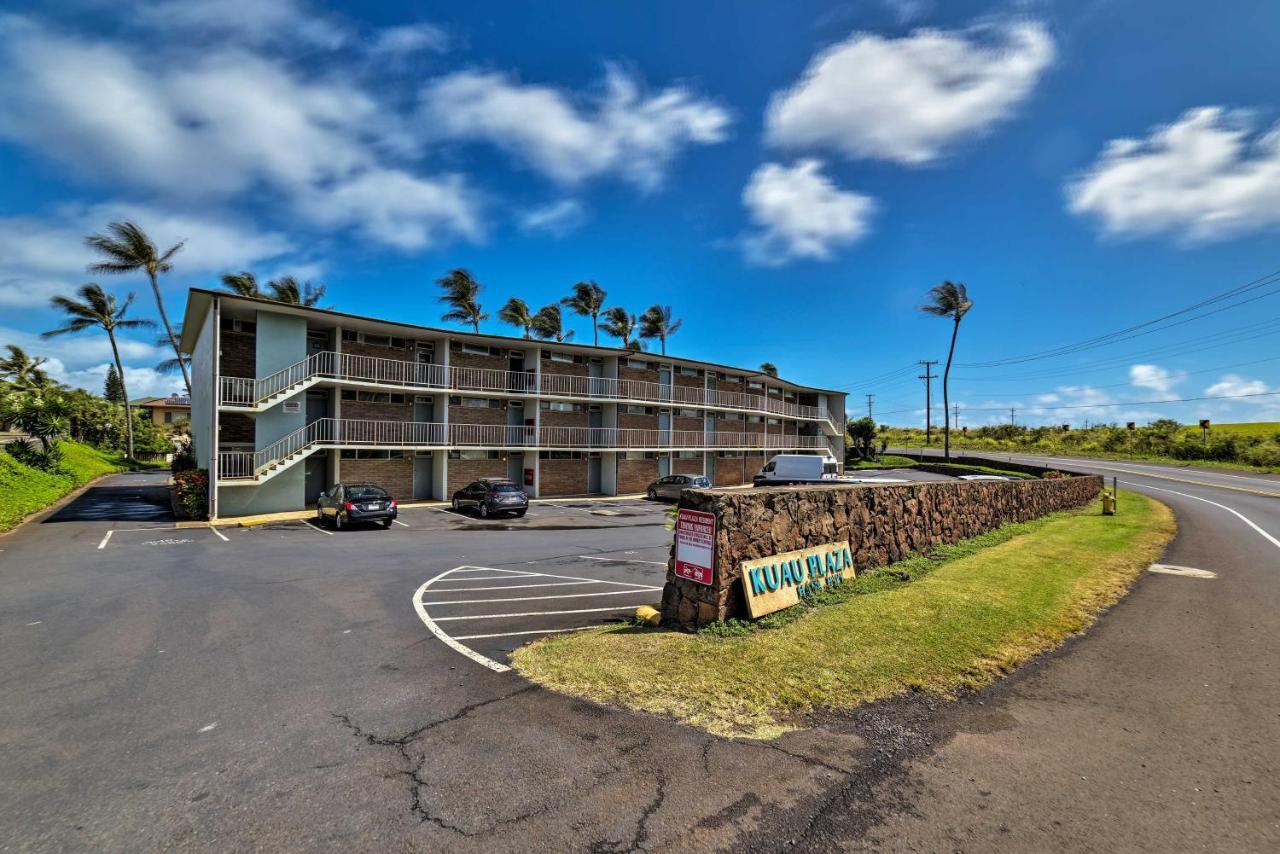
[302,520,334,536]
[432,572,542,582]
[578,554,667,566]
[421,587,663,606]
[97,530,114,550]
[432,605,654,622]
[453,627,599,641]
[437,580,638,592]
[209,525,230,542]
[392,519,410,528]
[414,570,510,673]
[450,567,531,574]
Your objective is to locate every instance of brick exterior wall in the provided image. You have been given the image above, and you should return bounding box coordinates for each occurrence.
[618,458,659,494]
[450,348,507,372]
[540,408,589,429]
[447,457,507,495]
[219,412,254,443]
[220,332,256,378]
[540,356,589,377]
[341,457,413,501]
[619,412,659,431]
[618,361,660,385]
[713,455,746,487]
[744,454,765,480]
[342,396,412,423]
[540,458,588,496]
[673,455,703,476]
[343,339,416,363]
[450,402,507,427]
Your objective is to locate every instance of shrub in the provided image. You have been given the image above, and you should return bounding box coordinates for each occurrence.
[1241,442,1280,469]
[6,438,63,471]
[173,468,209,520]
[171,444,197,474]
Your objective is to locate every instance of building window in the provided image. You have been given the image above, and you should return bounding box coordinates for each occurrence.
[719,450,743,458]
[722,411,744,421]
[626,358,649,370]
[340,449,405,460]
[342,329,358,342]
[676,451,701,459]
[539,450,583,460]
[622,404,653,415]
[220,317,256,334]
[546,351,576,363]
[362,334,391,347]
[747,380,764,390]
[768,418,781,425]
[448,449,500,460]
[341,390,406,404]
[676,407,699,417]
[449,396,499,408]
[455,342,492,356]
[540,400,583,412]
[677,366,699,377]
[747,415,763,423]
[622,451,657,460]
[163,411,174,423]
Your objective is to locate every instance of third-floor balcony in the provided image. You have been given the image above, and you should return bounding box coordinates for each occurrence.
[218,350,832,422]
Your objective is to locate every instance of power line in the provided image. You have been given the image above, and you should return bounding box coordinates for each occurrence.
[874,388,1280,418]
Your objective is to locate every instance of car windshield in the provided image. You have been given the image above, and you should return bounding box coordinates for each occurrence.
[347,486,389,500]
[491,483,521,493]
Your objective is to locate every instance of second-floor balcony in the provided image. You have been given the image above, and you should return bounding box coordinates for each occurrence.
[217,350,831,422]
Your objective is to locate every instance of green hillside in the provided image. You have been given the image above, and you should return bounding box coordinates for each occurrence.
[0,441,132,532]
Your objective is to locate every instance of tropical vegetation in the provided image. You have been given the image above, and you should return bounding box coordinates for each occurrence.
[437,268,488,332]
[638,304,682,354]
[599,306,644,349]
[221,272,327,306]
[919,280,973,462]
[562,281,607,346]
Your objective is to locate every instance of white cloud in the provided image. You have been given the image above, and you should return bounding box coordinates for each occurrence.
[881,0,932,24]
[518,200,587,237]
[371,23,449,56]
[1204,373,1271,399]
[1130,363,1186,394]
[130,0,348,50]
[1067,107,1280,243]
[48,360,184,400]
[0,15,480,250]
[0,204,295,307]
[740,160,876,266]
[420,66,731,189]
[765,21,1053,164]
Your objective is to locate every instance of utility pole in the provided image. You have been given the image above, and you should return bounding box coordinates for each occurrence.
[865,394,874,420]
[953,403,959,430]
[918,360,938,445]
[1010,407,1016,427]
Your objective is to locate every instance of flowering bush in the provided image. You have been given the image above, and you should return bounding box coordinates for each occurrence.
[173,468,208,519]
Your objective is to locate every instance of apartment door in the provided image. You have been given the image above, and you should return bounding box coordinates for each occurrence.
[659,366,672,402]
[306,330,328,356]
[413,396,434,422]
[658,454,671,478]
[658,409,671,446]
[507,451,524,484]
[304,452,327,505]
[413,452,434,500]
[507,350,525,392]
[416,343,435,386]
[306,391,328,425]
[705,452,715,482]
[588,454,602,494]
[588,358,603,397]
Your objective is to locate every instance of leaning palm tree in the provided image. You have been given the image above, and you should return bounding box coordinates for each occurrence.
[43,284,155,460]
[531,304,574,343]
[920,280,974,462]
[562,281,607,346]
[266,275,326,307]
[0,345,52,389]
[436,268,488,333]
[600,306,644,350]
[639,304,682,355]
[220,271,264,298]
[498,297,537,338]
[759,362,778,378]
[85,221,188,394]
[155,325,191,378]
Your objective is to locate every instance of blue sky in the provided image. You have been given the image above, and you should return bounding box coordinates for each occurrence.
[2,0,1279,426]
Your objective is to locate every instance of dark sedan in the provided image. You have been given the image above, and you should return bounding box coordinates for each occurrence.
[451,479,529,518]
[646,474,711,500]
[316,482,398,530]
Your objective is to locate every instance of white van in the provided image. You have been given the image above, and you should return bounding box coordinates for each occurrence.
[752,453,840,486]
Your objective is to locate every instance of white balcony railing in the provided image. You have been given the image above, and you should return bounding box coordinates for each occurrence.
[216,418,829,480]
[217,350,835,421]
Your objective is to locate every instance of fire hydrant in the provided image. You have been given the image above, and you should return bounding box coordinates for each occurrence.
[1102,492,1117,515]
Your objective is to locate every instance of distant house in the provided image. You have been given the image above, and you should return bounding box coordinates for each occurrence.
[133,395,192,427]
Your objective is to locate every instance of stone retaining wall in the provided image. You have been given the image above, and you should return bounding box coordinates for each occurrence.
[660,476,1103,630]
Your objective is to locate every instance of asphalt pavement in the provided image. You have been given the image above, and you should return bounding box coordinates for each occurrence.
[1,457,1277,851]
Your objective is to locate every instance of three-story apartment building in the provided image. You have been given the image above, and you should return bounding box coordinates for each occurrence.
[180,289,847,519]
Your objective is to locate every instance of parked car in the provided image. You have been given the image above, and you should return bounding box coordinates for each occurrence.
[752,453,841,486]
[646,474,711,500]
[452,478,529,518]
[316,482,398,530]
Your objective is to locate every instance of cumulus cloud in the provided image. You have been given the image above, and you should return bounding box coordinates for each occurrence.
[130,0,348,49]
[1129,363,1186,395]
[765,21,1053,164]
[371,23,450,56]
[1204,373,1271,399]
[1067,107,1280,243]
[518,200,588,237]
[0,204,295,307]
[0,327,179,398]
[0,15,481,250]
[739,160,876,266]
[420,66,731,189]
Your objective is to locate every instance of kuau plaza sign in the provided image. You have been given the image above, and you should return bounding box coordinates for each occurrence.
[740,541,856,618]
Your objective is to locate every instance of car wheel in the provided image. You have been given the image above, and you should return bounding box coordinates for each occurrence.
[647,488,657,500]
[452,497,460,512]
[334,513,344,531]
[514,509,527,518]
[479,503,489,518]
[382,519,393,529]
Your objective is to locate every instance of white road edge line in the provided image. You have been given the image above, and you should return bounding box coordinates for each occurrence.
[432,605,654,622]
[1122,481,1280,550]
[421,587,663,606]
[578,555,668,566]
[97,530,114,550]
[413,569,511,673]
[209,525,229,542]
[453,626,599,641]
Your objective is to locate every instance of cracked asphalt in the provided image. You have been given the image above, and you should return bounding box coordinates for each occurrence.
[1,460,1278,851]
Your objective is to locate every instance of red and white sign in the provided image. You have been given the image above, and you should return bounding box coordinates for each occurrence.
[674,508,716,586]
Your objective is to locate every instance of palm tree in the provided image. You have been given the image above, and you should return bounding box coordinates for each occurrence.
[155,325,191,378]
[639,304,682,355]
[498,297,537,338]
[266,275,326,307]
[0,345,52,389]
[562,281,607,346]
[600,306,644,350]
[220,271,264,298]
[531,304,575,342]
[437,268,488,333]
[920,280,974,462]
[759,362,778,378]
[43,284,155,460]
[85,221,188,395]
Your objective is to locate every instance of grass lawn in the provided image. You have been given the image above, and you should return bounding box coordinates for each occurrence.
[513,490,1175,739]
[846,454,919,469]
[0,441,139,533]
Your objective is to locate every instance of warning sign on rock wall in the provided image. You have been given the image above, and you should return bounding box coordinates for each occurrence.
[674,508,715,585]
